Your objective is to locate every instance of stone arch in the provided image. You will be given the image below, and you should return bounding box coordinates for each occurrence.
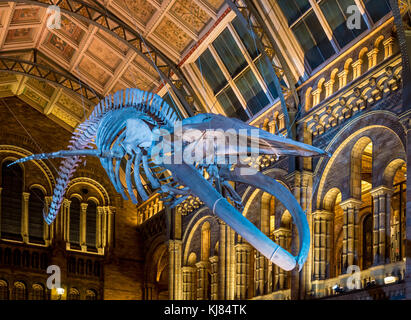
[305,87,313,112]
[201,221,211,261]
[314,111,406,211]
[350,136,372,200]
[382,158,406,187]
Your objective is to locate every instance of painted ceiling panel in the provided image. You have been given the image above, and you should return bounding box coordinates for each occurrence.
[87,37,122,71]
[114,0,157,25]
[42,33,76,62]
[78,55,110,87]
[153,17,193,53]
[170,0,211,34]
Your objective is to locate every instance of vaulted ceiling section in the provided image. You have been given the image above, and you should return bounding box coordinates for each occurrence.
[0,0,226,130]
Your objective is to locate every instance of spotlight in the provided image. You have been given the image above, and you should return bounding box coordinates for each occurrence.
[56,287,65,295]
[384,276,398,284]
[332,284,344,293]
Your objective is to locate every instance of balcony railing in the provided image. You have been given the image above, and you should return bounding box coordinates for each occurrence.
[311,261,405,299]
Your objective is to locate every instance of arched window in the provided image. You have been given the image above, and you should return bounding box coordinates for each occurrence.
[201,222,210,261]
[28,188,45,244]
[68,288,80,300]
[86,200,97,249]
[1,160,23,240]
[362,214,373,269]
[85,289,97,300]
[13,281,26,300]
[0,280,9,300]
[69,198,81,248]
[31,284,44,300]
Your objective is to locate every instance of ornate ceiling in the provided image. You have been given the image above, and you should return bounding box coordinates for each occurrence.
[0,0,226,130]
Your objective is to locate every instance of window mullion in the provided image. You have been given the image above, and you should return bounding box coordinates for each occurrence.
[353,0,373,28]
[190,63,225,115]
[227,24,274,102]
[308,0,340,52]
[208,45,251,118]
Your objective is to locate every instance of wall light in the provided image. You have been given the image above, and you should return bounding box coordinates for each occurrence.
[384,276,398,284]
[56,288,65,296]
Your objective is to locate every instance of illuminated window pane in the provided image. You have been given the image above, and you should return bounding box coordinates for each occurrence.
[235,68,270,115]
[255,57,279,99]
[232,17,259,59]
[86,201,97,249]
[292,11,335,70]
[216,87,248,121]
[320,0,367,48]
[195,49,227,94]
[277,0,311,25]
[213,29,248,78]
[363,0,391,23]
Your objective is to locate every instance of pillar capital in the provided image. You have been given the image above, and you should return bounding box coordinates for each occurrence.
[196,260,210,269]
[370,185,393,197]
[235,242,252,251]
[80,202,88,211]
[312,209,334,220]
[209,256,218,264]
[273,227,292,237]
[339,198,362,210]
[22,192,30,201]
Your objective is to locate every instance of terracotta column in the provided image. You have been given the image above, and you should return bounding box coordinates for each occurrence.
[273,228,291,290]
[340,199,362,271]
[312,210,333,280]
[218,219,235,299]
[370,186,393,265]
[182,266,196,300]
[168,240,183,300]
[235,242,251,299]
[195,261,209,300]
[209,256,218,300]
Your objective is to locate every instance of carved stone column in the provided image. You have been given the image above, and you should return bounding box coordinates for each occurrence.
[96,206,103,251]
[235,243,251,299]
[182,266,196,300]
[144,282,157,300]
[195,261,209,300]
[218,219,235,299]
[63,198,70,243]
[338,70,348,89]
[370,186,393,265]
[44,196,52,245]
[312,210,333,280]
[340,199,362,271]
[273,228,291,290]
[209,256,218,300]
[107,206,115,248]
[352,59,363,79]
[80,202,88,250]
[383,37,394,59]
[22,192,30,243]
[168,240,183,300]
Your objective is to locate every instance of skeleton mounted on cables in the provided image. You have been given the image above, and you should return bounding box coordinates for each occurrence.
[10,88,329,271]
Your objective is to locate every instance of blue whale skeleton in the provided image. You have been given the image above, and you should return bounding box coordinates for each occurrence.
[10,88,329,271]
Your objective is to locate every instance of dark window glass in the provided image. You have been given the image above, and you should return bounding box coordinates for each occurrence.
[86,201,97,249]
[195,49,227,94]
[232,17,259,59]
[213,29,248,78]
[0,281,8,300]
[320,0,367,48]
[28,188,45,244]
[277,0,311,25]
[255,57,280,100]
[362,214,373,269]
[363,0,391,23]
[69,198,81,246]
[216,87,249,121]
[292,11,335,70]
[235,68,270,115]
[162,92,183,120]
[1,161,22,241]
